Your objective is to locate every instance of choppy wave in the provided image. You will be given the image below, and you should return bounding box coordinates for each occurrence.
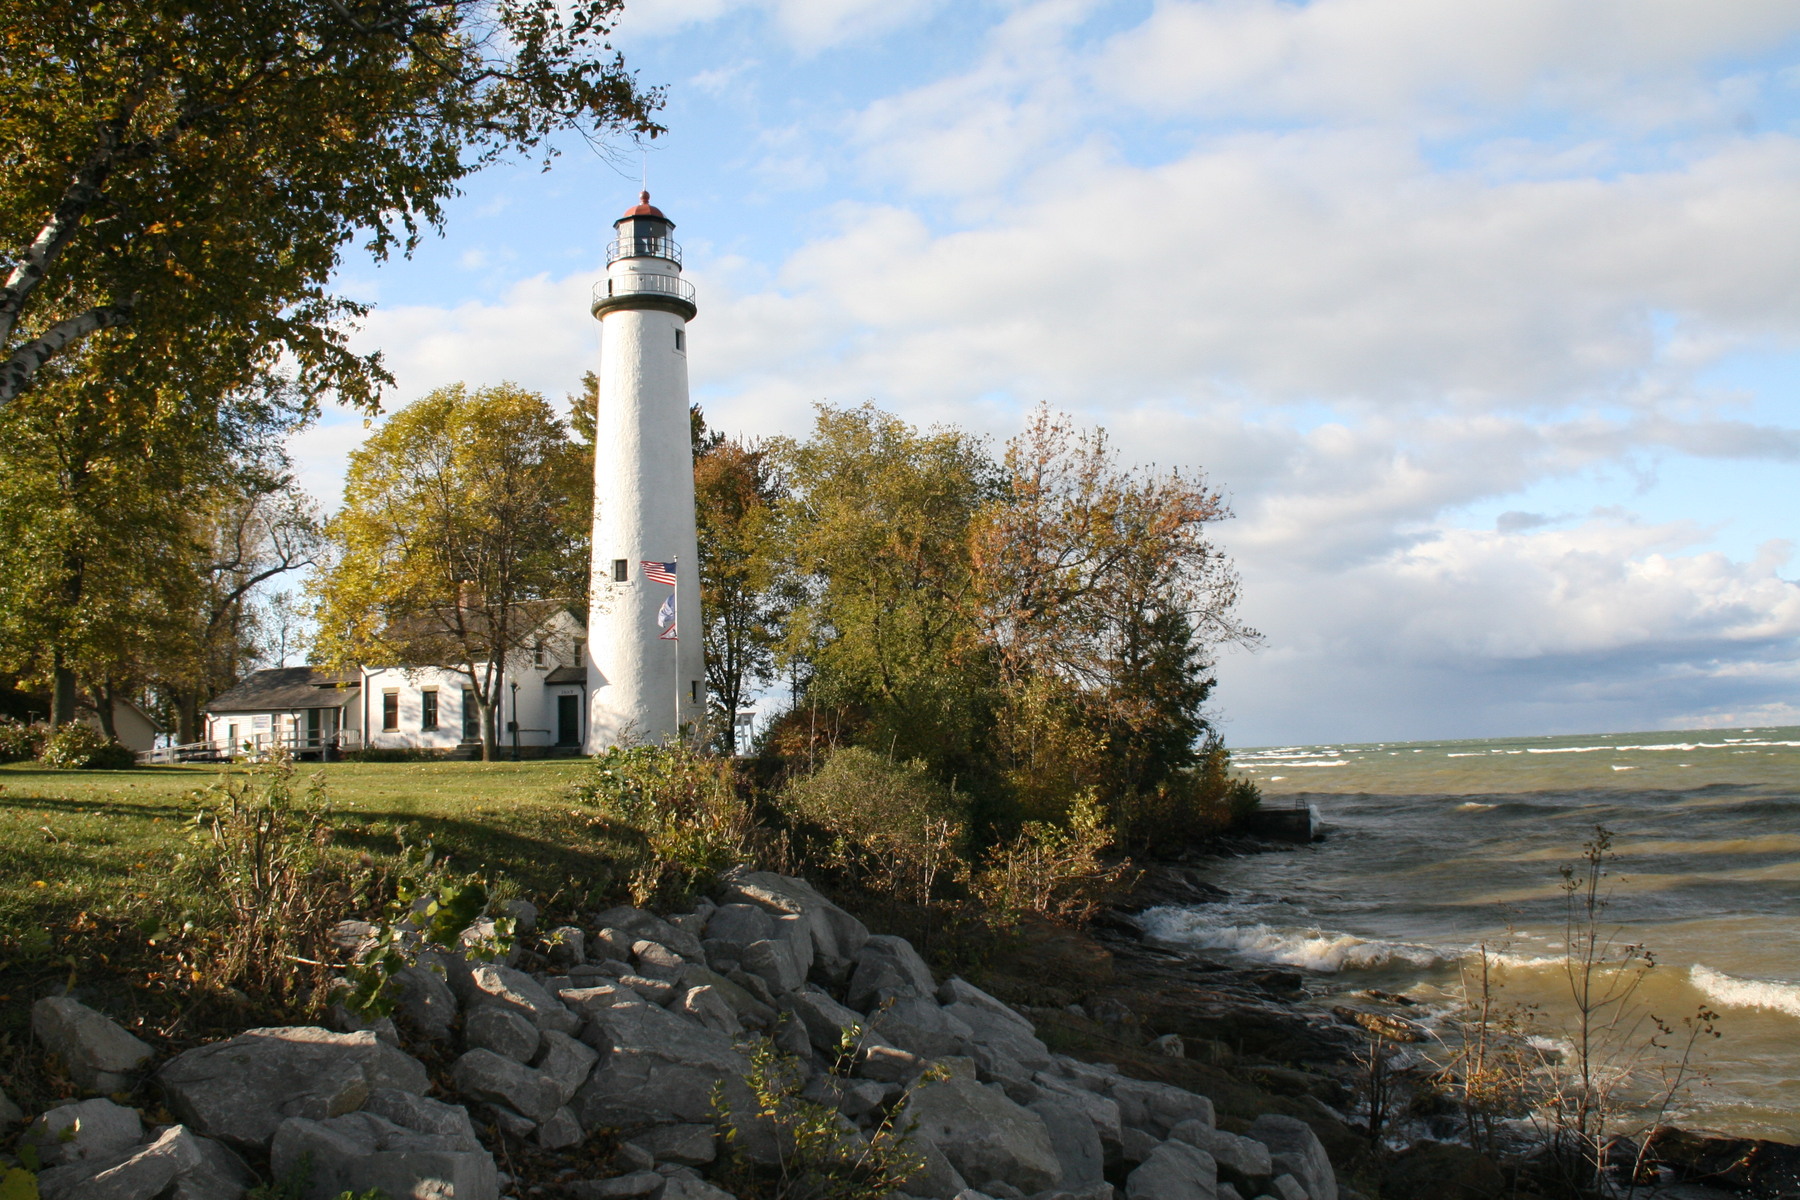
[1690,965,1800,1020]
[1137,908,1449,973]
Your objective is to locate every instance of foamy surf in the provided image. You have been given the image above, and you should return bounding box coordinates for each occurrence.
[1137,907,1448,973]
[1690,965,1800,1020]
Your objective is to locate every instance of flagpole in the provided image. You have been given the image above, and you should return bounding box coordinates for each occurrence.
[672,556,680,743]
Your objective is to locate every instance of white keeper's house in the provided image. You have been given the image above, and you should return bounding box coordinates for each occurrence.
[200,602,589,759]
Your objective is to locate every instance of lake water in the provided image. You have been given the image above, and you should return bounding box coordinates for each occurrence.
[1136,727,1800,1141]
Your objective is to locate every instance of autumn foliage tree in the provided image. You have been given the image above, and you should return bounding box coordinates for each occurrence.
[311,383,588,760]
[694,436,785,752]
[0,0,660,411]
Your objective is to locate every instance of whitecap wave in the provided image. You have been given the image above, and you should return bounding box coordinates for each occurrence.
[1690,965,1800,1020]
[1456,802,1496,811]
[1137,909,1448,973]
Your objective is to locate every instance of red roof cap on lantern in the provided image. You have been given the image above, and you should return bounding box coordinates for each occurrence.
[616,191,670,223]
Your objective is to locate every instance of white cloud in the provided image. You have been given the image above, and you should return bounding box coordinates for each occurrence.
[621,0,941,52]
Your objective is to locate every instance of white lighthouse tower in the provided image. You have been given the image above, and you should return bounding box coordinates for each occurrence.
[584,192,705,747]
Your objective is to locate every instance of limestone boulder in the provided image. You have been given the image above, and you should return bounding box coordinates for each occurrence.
[715,869,871,964]
[560,983,646,1021]
[739,935,811,996]
[631,940,687,982]
[1030,1094,1105,1189]
[1169,1120,1272,1184]
[677,963,776,1027]
[37,1124,253,1200]
[0,1085,20,1126]
[869,995,972,1058]
[846,934,935,1010]
[596,905,706,961]
[1125,1141,1217,1200]
[625,1122,717,1166]
[465,1004,540,1063]
[574,998,750,1128]
[535,1107,585,1150]
[546,925,588,966]
[1247,1115,1336,1200]
[1032,1075,1123,1152]
[158,1026,428,1153]
[23,1097,143,1167]
[782,989,870,1055]
[675,985,742,1037]
[903,1076,1061,1195]
[534,1029,601,1104]
[32,997,154,1093]
[393,960,460,1040]
[362,1089,482,1146]
[1108,1077,1214,1139]
[465,964,579,1034]
[271,1109,497,1200]
[702,903,776,956]
[452,1049,564,1123]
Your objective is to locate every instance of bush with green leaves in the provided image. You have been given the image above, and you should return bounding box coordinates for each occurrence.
[0,717,45,763]
[569,743,751,907]
[778,747,966,906]
[36,721,134,769]
[713,1033,925,1200]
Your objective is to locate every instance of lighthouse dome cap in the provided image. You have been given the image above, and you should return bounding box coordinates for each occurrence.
[615,190,672,226]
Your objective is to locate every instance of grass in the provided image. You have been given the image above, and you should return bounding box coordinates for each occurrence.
[0,758,630,1058]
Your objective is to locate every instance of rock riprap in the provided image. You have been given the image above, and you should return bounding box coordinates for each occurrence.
[7,866,1348,1200]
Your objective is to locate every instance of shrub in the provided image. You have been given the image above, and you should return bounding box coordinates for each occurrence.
[972,789,1127,926]
[570,743,752,907]
[778,746,966,906]
[0,718,46,763]
[36,722,135,769]
[1112,743,1259,853]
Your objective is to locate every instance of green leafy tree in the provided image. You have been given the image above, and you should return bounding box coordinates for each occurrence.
[696,435,785,752]
[311,382,589,760]
[0,0,661,409]
[769,404,998,781]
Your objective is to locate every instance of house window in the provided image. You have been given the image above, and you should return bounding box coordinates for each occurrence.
[675,329,685,351]
[227,722,239,746]
[532,641,546,668]
[462,689,479,741]
[421,689,439,731]
[382,690,399,731]
[574,637,587,662]
[612,558,628,582]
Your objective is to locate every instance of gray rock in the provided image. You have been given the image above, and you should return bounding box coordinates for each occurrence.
[32,997,154,1093]
[1030,1095,1105,1188]
[1033,1187,1114,1200]
[714,869,871,963]
[327,1001,401,1045]
[452,1048,564,1123]
[659,1174,735,1200]
[949,1004,1051,1071]
[847,934,935,1010]
[596,906,706,961]
[158,1026,428,1153]
[740,936,810,995]
[501,897,537,934]
[904,1076,1062,1195]
[1121,1128,1160,1164]
[489,1104,537,1139]
[632,940,687,982]
[1108,1077,1214,1138]
[1169,1121,1273,1180]
[560,983,645,1020]
[361,1088,482,1146]
[567,1169,666,1198]
[465,1004,541,1063]
[1216,1185,1245,1200]
[1125,1141,1217,1200]
[574,999,750,1127]
[1032,1075,1123,1152]
[621,974,678,1004]
[547,926,588,966]
[271,1110,498,1200]
[1270,1175,1308,1200]
[617,1141,657,1172]
[854,1041,927,1083]
[535,1106,585,1150]
[1152,1033,1186,1058]
[0,1085,20,1126]
[725,967,777,1007]
[38,1124,250,1200]
[466,964,579,1034]
[24,1097,144,1167]
[393,961,460,1040]
[1246,1116,1335,1200]
[535,1029,601,1103]
[782,989,868,1055]
[871,995,973,1058]
[677,963,776,1027]
[772,1012,815,1061]
[703,903,776,953]
[907,1138,970,1199]
[676,985,743,1037]
[938,979,1032,1032]
[625,1122,717,1166]
[592,926,635,961]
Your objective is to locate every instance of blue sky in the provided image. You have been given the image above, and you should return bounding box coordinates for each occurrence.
[296,0,1800,746]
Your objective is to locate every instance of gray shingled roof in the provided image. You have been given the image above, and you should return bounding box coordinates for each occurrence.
[544,665,587,685]
[206,667,361,713]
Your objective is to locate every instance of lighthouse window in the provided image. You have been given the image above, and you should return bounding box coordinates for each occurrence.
[612,559,628,582]
[675,329,685,351]
[690,680,700,702]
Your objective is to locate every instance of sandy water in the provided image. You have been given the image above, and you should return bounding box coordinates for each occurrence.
[1137,727,1800,1140]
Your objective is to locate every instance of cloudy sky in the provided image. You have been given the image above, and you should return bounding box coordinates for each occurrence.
[300,0,1800,747]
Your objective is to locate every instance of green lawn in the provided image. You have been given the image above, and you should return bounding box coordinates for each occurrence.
[0,758,626,1027]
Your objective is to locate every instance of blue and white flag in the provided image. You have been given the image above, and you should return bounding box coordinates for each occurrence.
[657,593,676,628]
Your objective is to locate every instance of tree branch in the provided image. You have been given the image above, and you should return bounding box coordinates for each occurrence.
[0,299,138,405]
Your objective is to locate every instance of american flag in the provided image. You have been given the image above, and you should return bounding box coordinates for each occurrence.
[641,560,677,585]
